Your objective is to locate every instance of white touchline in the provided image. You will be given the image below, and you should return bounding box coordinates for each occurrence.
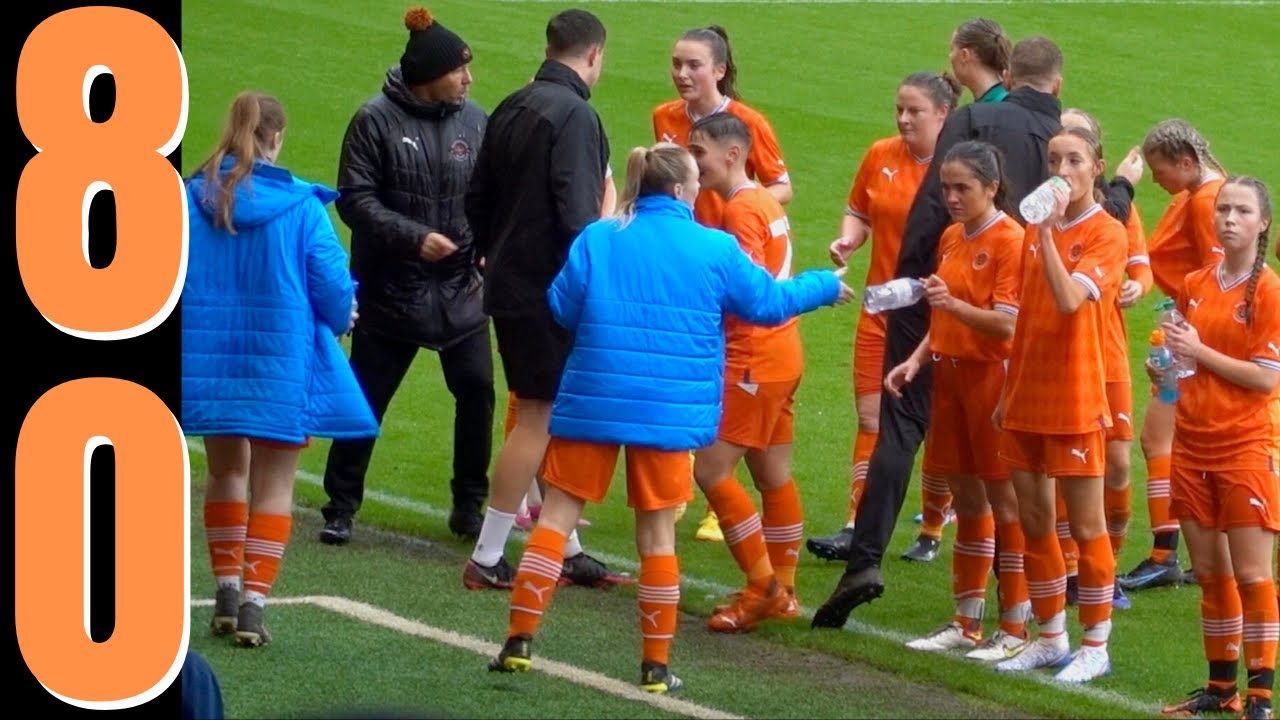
[191,595,741,720]
[187,439,1156,714]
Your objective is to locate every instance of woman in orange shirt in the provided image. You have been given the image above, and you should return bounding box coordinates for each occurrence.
[884,141,1030,661]
[993,127,1126,683]
[1053,108,1150,612]
[1157,177,1278,719]
[806,71,959,564]
[1118,119,1229,593]
[653,25,794,543]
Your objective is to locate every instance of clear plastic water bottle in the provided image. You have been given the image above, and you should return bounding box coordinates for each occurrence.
[1148,329,1180,404]
[863,278,925,315]
[1019,176,1071,224]
[1156,299,1196,378]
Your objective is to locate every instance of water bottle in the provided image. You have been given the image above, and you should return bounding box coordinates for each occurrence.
[1019,176,1071,225]
[863,278,926,315]
[1156,299,1197,378]
[1148,330,1179,404]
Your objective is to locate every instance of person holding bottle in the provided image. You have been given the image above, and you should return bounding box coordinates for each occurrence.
[1118,119,1228,593]
[885,141,1031,661]
[990,126,1127,682]
[807,71,959,564]
[1157,176,1279,719]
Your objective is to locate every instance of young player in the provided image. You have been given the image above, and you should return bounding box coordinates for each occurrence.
[1158,177,1279,719]
[947,17,1012,104]
[808,71,960,564]
[1119,119,1228,592]
[884,141,1031,660]
[652,25,793,542]
[993,127,1127,682]
[487,142,850,691]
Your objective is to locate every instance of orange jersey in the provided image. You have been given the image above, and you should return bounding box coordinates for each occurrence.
[652,97,789,228]
[721,183,803,383]
[929,212,1024,362]
[1173,263,1280,469]
[1148,175,1225,298]
[1103,203,1152,382]
[846,136,931,287]
[1003,205,1128,434]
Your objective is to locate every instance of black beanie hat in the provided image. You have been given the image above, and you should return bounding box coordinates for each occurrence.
[400,7,472,85]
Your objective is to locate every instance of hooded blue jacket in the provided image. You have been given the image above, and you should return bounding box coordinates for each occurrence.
[547,195,840,451]
[182,159,378,444]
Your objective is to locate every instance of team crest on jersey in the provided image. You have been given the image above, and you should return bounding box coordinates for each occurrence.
[972,250,990,270]
[1068,242,1085,263]
[1233,301,1249,324]
[450,139,472,161]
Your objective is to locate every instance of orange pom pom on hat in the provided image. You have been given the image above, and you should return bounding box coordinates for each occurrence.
[400,6,472,85]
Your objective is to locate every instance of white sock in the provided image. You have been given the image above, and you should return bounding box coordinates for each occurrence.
[216,576,241,591]
[564,529,583,558]
[472,507,516,566]
[244,590,266,608]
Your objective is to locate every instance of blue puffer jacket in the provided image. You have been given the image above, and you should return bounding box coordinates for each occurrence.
[547,195,840,450]
[182,158,379,444]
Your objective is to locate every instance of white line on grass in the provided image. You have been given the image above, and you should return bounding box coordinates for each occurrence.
[192,595,741,720]
[489,0,1275,6]
[187,439,1157,715]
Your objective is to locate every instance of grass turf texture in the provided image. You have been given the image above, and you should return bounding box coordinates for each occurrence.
[182,1,1280,717]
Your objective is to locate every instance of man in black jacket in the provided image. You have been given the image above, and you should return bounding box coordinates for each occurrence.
[813,36,1067,629]
[319,7,495,546]
[462,8,628,590]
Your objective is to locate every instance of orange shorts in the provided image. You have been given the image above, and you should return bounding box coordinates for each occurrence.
[1104,381,1134,442]
[717,377,800,450]
[853,311,888,397]
[1169,462,1280,532]
[999,429,1106,478]
[540,437,694,512]
[923,357,1008,481]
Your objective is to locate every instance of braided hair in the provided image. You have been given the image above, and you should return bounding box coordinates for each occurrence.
[1142,118,1227,177]
[1224,176,1274,325]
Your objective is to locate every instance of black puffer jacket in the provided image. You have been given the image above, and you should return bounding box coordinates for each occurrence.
[336,66,488,350]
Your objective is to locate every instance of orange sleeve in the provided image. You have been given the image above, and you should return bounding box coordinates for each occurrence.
[722,199,770,265]
[845,144,878,218]
[1071,219,1127,302]
[651,108,661,143]
[992,226,1024,314]
[1188,188,1224,268]
[1247,279,1280,371]
[746,112,789,186]
[1125,208,1154,292]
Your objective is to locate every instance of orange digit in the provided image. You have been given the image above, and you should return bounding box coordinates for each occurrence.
[16,6,187,338]
[15,378,189,709]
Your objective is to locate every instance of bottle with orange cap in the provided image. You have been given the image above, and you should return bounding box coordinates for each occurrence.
[1148,329,1180,404]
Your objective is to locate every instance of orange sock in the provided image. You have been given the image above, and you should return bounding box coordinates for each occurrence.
[1202,575,1243,692]
[1024,531,1066,625]
[243,512,292,603]
[508,526,566,638]
[1076,535,1116,646]
[205,500,248,587]
[1145,455,1178,563]
[1104,485,1132,555]
[638,555,680,666]
[920,473,952,540]
[996,520,1031,637]
[848,430,877,524]
[952,513,995,627]
[1241,579,1278,701]
[761,479,804,590]
[705,479,773,592]
[1054,483,1079,577]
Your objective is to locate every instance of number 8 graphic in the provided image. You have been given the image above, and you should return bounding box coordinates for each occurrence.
[15,7,189,710]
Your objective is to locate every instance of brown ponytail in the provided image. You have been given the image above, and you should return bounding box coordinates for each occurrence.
[197,91,286,233]
[614,143,694,227]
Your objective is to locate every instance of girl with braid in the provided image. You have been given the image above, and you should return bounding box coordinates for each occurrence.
[1159,177,1279,720]
[1120,119,1229,592]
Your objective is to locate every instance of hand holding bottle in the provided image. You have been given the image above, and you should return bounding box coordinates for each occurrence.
[922,274,958,312]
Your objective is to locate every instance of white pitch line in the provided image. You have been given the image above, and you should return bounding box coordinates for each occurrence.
[187,439,1156,715]
[192,595,740,720]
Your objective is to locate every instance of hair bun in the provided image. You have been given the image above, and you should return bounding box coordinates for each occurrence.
[405,7,435,32]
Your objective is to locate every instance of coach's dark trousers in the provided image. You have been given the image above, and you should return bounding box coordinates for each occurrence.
[321,326,495,522]
[845,298,933,574]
